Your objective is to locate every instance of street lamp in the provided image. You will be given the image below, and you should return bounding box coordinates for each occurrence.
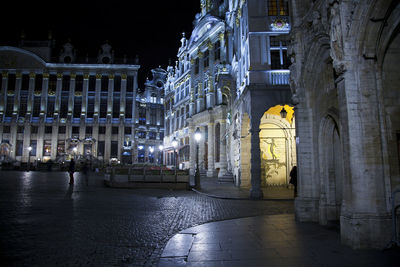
[280,106,287,119]
[158,145,164,165]
[27,146,32,172]
[73,147,78,160]
[172,137,178,182]
[149,146,154,163]
[194,128,202,188]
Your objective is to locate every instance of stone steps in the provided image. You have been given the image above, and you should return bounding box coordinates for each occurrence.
[218,171,234,183]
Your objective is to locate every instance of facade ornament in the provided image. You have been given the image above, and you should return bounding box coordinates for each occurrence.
[121,73,127,80]
[43,73,49,79]
[190,58,195,65]
[329,2,345,74]
[29,72,35,79]
[83,73,89,79]
[57,73,63,79]
[16,72,22,78]
[207,40,213,50]
[2,71,7,77]
[96,74,102,79]
[70,73,76,79]
[219,32,225,41]
[108,74,114,79]
[197,51,204,58]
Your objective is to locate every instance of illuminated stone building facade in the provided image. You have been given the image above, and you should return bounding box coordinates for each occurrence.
[164,0,295,198]
[0,40,164,165]
[289,0,400,249]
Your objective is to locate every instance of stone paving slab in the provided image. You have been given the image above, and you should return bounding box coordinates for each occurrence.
[158,214,400,267]
[0,171,294,266]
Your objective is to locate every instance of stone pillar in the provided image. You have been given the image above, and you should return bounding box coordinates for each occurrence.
[107,74,114,118]
[104,125,111,161]
[40,73,49,117]
[26,72,35,116]
[94,74,101,118]
[68,74,76,120]
[13,73,22,118]
[132,74,137,122]
[207,122,215,177]
[188,123,196,177]
[219,32,226,62]
[51,123,58,161]
[218,119,228,177]
[337,65,391,249]
[120,74,127,117]
[22,122,31,163]
[249,116,263,199]
[54,73,62,115]
[0,72,7,117]
[198,126,205,171]
[82,74,89,115]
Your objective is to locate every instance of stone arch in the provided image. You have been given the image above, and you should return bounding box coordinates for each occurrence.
[260,106,296,186]
[318,113,344,225]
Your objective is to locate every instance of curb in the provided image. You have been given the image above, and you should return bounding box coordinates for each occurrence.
[191,188,294,201]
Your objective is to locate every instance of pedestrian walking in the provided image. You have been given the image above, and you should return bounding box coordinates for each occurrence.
[69,158,76,185]
[81,160,89,186]
[289,165,297,197]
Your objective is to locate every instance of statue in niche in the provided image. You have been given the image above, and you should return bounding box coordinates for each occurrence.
[264,138,278,160]
[329,2,345,73]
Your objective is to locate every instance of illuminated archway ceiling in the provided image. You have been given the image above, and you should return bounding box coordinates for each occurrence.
[265,105,294,124]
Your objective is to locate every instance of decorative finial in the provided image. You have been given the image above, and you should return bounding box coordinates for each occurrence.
[182,32,185,37]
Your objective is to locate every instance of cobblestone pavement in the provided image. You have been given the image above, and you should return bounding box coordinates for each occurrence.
[0,171,294,266]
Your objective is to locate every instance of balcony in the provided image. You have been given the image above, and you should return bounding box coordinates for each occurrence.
[267,70,290,85]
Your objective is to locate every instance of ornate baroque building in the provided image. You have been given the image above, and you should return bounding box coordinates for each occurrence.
[289,0,400,249]
[0,39,164,165]
[164,0,296,198]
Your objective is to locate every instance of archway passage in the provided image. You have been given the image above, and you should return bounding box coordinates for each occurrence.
[259,105,296,186]
[319,115,344,224]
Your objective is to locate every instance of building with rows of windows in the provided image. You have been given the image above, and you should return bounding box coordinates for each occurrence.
[164,0,295,197]
[0,39,164,165]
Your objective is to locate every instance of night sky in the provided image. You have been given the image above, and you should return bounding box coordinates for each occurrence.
[0,1,200,87]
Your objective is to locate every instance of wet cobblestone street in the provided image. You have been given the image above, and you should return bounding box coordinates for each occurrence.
[0,171,294,266]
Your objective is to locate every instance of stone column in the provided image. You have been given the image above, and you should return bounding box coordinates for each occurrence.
[132,74,138,122]
[68,73,76,121]
[26,72,35,116]
[104,125,111,161]
[218,119,228,178]
[120,74,127,118]
[82,74,89,115]
[0,72,7,117]
[107,74,114,119]
[207,122,215,177]
[188,122,196,177]
[40,73,49,117]
[13,73,22,119]
[54,73,62,115]
[94,74,101,119]
[198,126,205,171]
[249,115,263,199]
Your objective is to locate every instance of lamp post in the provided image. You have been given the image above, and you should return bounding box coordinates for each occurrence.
[73,147,78,160]
[158,145,164,165]
[194,128,202,188]
[27,146,32,172]
[149,146,154,163]
[172,137,178,182]
[280,106,287,119]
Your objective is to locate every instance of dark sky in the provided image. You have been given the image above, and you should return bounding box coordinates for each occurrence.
[0,1,200,87]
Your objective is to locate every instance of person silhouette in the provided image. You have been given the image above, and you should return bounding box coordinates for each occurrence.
[289,166,297,197]
[69,158,76,185]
